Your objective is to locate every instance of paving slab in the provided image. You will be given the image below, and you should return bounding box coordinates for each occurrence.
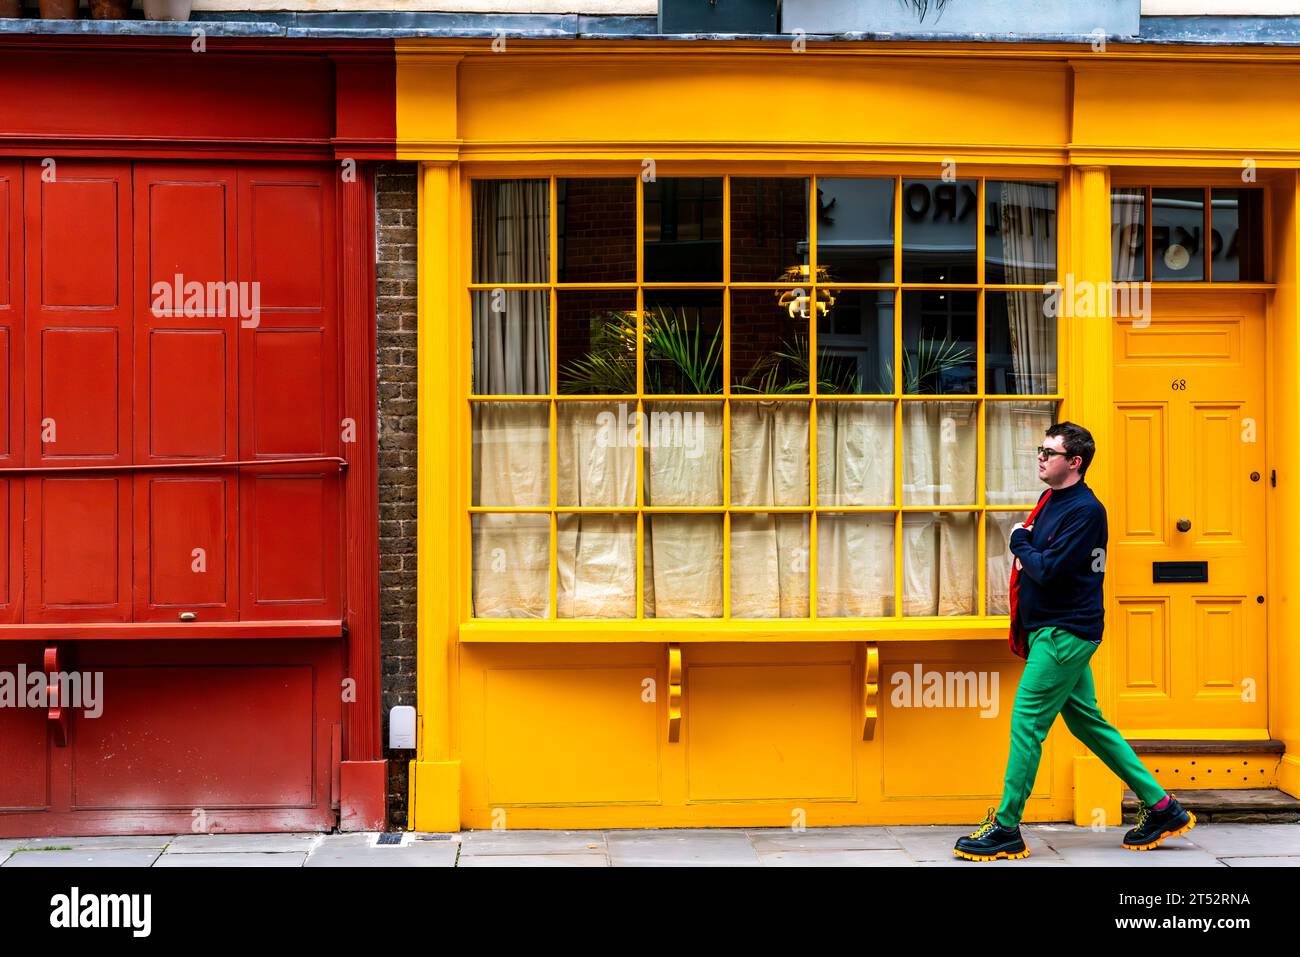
[606,830,760,867]
[746,827,902,852]
[458,829,606,855]
[20,835,174,850]
[887,825,1057,862]
[1219,855,1300,867]
[758,849,917,867]
[306,836,458,867]
[1182,823,1300,857]
[459,853,608,867]
[4,848,162,867]
[0,840,26,865]
[924,852,1068,866]
[153,852,307,867]
[1048,844,1224,867]
[164,833,322,854]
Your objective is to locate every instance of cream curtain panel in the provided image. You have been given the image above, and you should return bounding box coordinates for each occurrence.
[1111,187,1144,282]
[643,401,725,617]
[902,402,978,615]
[816,402,894,616]
[1000,181,1057,395]
[471,180,551,617]
[728,402,810,618]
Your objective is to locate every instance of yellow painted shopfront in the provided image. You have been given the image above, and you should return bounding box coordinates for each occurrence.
[397,39,1300,831]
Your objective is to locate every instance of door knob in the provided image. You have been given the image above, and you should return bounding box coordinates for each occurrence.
[1176,518,1191,532]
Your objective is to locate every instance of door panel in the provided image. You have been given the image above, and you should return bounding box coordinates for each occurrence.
[23,161,132,622]
[132,165,239,622]
[237,167,341,620]
[1112,291,1267,733]
[0,162,20,623]
[140,475,234,612]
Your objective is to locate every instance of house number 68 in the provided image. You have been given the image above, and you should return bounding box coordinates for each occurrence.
[1171,378,1187,391]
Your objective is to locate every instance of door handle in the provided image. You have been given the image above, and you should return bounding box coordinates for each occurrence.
[1176,517,1191,532]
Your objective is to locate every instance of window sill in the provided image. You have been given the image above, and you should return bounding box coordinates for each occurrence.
[0,620,344,640]
[459,617,1012,643]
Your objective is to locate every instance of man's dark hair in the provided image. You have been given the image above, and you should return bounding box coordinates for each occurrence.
[1046,421,1096,478]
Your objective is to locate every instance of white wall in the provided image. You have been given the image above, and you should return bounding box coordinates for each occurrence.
[1143,1,1300,12]
[191,1,655,12]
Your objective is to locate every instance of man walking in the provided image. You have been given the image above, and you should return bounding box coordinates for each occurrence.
[953,422,1195,861]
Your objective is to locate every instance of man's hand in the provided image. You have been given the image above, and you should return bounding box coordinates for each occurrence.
[1012,522,1031,534]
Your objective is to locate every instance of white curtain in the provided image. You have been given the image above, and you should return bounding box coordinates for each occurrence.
[985,511,1029,616]
[816,402,894,616]
[1111,187,1144,282]
[902,402,977,615]
[471,180,551,617]
[729,402,809,617]
[985,401,1054,616]
[556,403,637,618]
[986,402,1055,506]
[1000,182,1057,395]
[644,401,725,617]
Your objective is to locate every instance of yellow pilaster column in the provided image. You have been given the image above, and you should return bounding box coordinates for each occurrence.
[1067,165,1122,827]
[411,161,463,832]
[1269,173,1300,799]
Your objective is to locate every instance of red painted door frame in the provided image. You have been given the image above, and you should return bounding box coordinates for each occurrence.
[0,39,394,834]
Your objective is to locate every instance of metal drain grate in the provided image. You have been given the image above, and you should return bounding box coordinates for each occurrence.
[376,833,404,845]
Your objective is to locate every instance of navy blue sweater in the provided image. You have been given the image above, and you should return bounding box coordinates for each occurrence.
[1008,480,1108,644]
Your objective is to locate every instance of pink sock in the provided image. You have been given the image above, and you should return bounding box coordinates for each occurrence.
[1152,795,1171,811]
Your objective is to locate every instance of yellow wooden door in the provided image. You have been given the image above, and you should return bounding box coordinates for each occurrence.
[1110,290,1268,736]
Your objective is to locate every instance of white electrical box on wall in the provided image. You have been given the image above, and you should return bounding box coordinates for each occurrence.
[389,705,417,750]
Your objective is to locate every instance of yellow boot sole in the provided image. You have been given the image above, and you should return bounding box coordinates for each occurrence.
[1122,810,1197,851]
[953,846,1031,862]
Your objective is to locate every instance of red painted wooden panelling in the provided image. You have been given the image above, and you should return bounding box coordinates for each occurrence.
[71,664,316,809]
[238,167,342,620]
[0,646,49,811]
[143,476,232,611]
[24,161,132,622]
[0,158,352,835]
[132,166,239,622]
[0,163,21,624]
[0,639,342,836]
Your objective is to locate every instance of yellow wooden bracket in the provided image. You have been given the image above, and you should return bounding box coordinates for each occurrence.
[667,643,682,743]
[862,643,880,740]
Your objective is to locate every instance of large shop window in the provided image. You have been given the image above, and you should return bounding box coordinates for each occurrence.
[468,176,1060,620]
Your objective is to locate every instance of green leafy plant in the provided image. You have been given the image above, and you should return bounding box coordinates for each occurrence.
[903,0,953,23]
[734,333,864,395]
[880,337,973,394]
[559,306,722,395]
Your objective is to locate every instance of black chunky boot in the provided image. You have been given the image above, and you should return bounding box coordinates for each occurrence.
[1122,795,1196,850]
[953,806,1030,861]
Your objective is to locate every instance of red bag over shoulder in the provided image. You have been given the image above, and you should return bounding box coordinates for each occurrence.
[1008,489,1052,660]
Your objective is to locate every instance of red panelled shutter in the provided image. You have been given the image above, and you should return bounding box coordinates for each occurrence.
[23,161,133,623]
[237,166,342,621]
[131,165,240,621]
[0,162,21,625]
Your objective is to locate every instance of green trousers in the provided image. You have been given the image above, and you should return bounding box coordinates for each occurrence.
[996,625,1165,828]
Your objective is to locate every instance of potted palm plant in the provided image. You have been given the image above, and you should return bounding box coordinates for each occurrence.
[38,0,79,18]
[560,307,724,396]
[89,0,130,17]
[144,0,192,20]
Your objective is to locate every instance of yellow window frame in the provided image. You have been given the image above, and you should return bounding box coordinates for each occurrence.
[460,166,1071,633]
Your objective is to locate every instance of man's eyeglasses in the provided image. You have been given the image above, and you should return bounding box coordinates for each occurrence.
[1035,446,1070,460]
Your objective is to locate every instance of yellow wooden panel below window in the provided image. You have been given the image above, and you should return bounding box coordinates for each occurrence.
[685,662,854,802]
[483,665,661,806]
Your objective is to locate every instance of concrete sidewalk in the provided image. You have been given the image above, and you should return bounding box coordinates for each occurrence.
[3,823,1299,867]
